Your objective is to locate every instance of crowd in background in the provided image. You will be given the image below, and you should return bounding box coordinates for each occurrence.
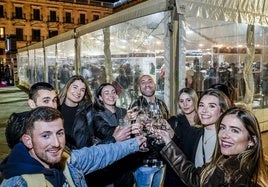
[0,59,268,186]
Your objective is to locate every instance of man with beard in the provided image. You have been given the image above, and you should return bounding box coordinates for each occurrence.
[0,107,146,186]
[129,74,170,187]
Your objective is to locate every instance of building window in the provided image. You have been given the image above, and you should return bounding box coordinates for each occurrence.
[49,30,58,38]
[0,5,4,18]
[93,14,99,21]
[50,10,57,22]
[79,13,86,24]
[0,27,5,40]
[33,9,40,20]
[16,28,23,41]
[65,12,71,23]
[32,29,41,41]
[15,7,23,19]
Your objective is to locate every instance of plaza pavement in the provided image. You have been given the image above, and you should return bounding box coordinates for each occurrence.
[0,86,29,161]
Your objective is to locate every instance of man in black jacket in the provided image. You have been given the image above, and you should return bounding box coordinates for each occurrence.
[5,82,58,148]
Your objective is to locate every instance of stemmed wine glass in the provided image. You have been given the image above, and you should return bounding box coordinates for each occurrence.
[148,104,165,145]
[133,107,151,152]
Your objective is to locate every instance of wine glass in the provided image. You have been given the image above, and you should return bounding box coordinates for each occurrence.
[119,118,129,127]
[148,104,165,145]
[135,112,151,152]
[151,118,165,145]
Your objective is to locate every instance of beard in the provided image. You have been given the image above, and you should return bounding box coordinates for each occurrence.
[141,89,155,97]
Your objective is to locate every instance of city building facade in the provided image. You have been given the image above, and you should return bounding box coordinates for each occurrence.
[0,0,143,83]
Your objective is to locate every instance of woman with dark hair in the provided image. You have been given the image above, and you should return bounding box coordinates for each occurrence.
[87,83,137,187]
[58,75,95,149]
[159,107,268,186]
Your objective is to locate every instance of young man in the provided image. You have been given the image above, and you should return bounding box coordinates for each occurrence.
[0,107,146,186]
[129,74,170,187]
[5,82,58,148]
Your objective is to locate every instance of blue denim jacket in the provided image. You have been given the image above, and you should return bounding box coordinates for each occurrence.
[0,138,139,187]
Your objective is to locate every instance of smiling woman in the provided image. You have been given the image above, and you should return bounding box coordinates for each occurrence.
[159,107,268,186]
[58,75,95,150]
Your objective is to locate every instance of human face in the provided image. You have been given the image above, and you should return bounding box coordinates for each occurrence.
[65,80,86,107]
[218,114,253,156]
[198,95,221,129]
[179,93,195,114]
[99,85,117,107]
[139,75,156,97]
[27,118,65,168]
[31,90,58,109]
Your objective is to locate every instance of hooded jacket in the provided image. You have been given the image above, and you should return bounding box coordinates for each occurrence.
[0,143,69,186]
[0,138,139,187]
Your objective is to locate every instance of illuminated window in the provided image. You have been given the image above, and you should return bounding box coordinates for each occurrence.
[0,27,5,39]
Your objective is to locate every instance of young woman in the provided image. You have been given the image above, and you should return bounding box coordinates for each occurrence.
[164,88,233,187]
[172,87,198,128]
[159,107,268,186]
[58,75,95,149]
[87,83,135,187]
[164,87,198,186]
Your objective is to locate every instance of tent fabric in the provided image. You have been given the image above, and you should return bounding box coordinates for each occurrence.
[176,0,268,26]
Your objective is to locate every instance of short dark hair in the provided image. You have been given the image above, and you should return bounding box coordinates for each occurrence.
[5,111,29,148]
[28,82,55,101]
[24,107,62,134]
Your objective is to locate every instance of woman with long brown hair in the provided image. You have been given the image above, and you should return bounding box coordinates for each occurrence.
[58,75,94,149]
[159,107,268,186]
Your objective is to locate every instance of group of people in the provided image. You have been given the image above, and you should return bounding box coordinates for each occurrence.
[0,73,267,186]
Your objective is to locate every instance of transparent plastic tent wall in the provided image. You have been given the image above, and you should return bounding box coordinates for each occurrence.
[16,0,268,129]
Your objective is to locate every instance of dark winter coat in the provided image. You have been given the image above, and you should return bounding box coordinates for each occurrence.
[59,101,96,149]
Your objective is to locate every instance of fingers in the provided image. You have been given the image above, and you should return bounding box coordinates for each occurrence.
[135,135,147,146]
[155,129,171,144]
[113,126,132,141]
[127,106,139,121]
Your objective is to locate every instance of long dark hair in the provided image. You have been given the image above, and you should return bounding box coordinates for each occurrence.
[201,107,264,185]
[94,83,116,111]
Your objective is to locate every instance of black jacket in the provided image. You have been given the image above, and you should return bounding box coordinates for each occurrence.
[164,114,195,187]
[87,106,135,187]
[59,101,96,149]
[93,106,127,143]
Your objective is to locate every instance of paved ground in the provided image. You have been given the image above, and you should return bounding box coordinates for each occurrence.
[0,86,29,161]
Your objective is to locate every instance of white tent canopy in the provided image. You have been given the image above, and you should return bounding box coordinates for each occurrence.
[176,0,268,26]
